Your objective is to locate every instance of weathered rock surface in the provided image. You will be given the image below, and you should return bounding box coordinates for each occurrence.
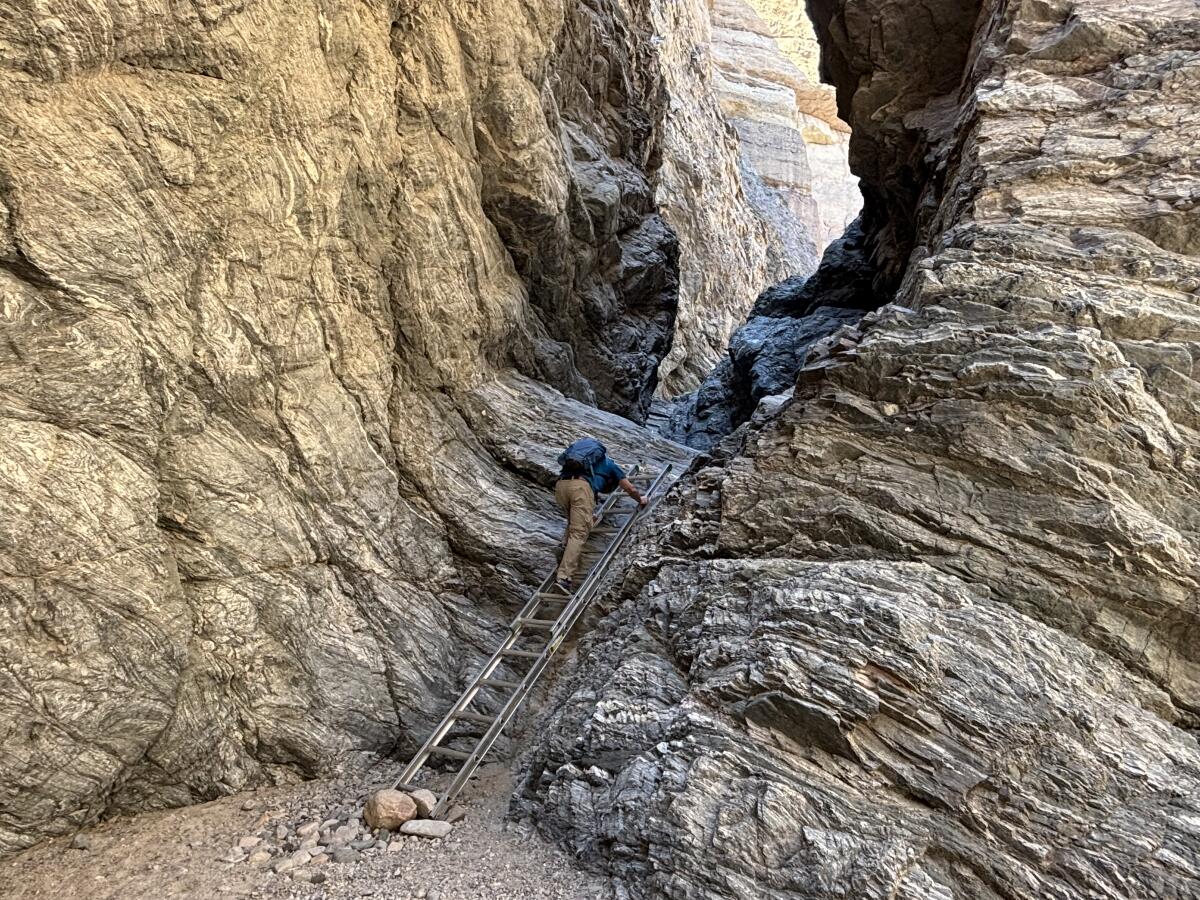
[363,791,416,831]
[0,0,699,852]
[520,0,1200,896]
[711,0,860,260]
[651,0,789,398]
[408,789,438,819]
[519,556,1200,898]
[656,0,867,398]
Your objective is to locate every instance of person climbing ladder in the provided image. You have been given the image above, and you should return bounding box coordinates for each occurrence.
[554,438,648,592]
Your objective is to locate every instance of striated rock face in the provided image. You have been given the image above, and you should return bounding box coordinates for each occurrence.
[710,0,859,264]
[663,217,875,451]
[519,554,1200,898]
[651,0,789,399]
[0,0,699,853]
[520,0,1200,896]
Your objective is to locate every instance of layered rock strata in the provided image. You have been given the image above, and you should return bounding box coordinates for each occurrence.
[0,0,695,852]
[520,0,1200,896]
[651,0,790,399]
[711,0,859,263]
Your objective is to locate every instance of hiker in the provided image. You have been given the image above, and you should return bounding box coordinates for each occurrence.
[554,438,647,592]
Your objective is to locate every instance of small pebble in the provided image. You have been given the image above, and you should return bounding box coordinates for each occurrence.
[241,799,258,811]
[297,820,319,838]
[69,834,92,851]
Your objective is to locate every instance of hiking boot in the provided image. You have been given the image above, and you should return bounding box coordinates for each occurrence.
[555,578,573,594]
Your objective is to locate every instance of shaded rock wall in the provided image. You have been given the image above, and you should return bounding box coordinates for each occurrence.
[0,0,708,852]
[520,0,1200,896]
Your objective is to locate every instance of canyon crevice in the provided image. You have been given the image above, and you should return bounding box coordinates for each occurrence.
[2,3,1199,900]
[518,0,1200,897]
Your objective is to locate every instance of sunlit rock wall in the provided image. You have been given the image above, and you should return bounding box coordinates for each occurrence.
[652,0,792,398]
[0,0,703,852]
[711,0,860,263]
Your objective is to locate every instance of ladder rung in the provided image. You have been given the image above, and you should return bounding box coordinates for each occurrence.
[455,711,497,725]
[393,462,674,811]
[430,746,472,760]
[482,677,522,690]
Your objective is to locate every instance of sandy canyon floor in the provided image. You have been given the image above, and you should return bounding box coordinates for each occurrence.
[0,764,609,900]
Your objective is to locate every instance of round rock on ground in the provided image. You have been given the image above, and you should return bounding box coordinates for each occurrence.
[364,789,417,830]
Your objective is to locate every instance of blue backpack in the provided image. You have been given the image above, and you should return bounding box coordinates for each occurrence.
[559,438,607,479]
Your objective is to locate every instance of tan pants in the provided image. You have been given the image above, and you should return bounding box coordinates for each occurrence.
[555,477,595,582]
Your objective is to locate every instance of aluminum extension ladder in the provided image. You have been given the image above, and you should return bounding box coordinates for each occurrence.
[392,463,674,818]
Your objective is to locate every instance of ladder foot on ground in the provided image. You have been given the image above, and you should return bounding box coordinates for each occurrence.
[391,463,677,819]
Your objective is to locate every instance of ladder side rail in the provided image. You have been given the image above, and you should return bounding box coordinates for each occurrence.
[393,621,528,787]
[429,464,674,816]
[394,465,643,788]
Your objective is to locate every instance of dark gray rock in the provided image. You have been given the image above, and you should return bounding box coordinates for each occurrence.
[663,305,864,451]
[749,218,876,318]
[662,218,877,451]
[331,847,361,865]
[518,556,1200,899]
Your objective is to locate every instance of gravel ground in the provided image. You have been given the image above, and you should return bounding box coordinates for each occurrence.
[0,764,610,900]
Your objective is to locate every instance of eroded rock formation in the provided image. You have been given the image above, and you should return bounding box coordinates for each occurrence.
[0,0,695,853]
[651,0,789,398]
[711,0,859,263]
[520,0,1200,897]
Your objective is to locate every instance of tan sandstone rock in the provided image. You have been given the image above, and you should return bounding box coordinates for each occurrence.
[0,0,699,854]
[363,790,417,831]
[710,0,860,256]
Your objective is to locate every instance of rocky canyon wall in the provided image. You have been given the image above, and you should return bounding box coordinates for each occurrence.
[0,0,724,853]
[711,0,859,265]
[650,0,790,399]
[655,0,866,399]
[520,1,1200,897]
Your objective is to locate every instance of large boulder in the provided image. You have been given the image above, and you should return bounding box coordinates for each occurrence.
[363,790,417,832]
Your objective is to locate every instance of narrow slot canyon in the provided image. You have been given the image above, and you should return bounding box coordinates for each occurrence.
[1,1,1199,899]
